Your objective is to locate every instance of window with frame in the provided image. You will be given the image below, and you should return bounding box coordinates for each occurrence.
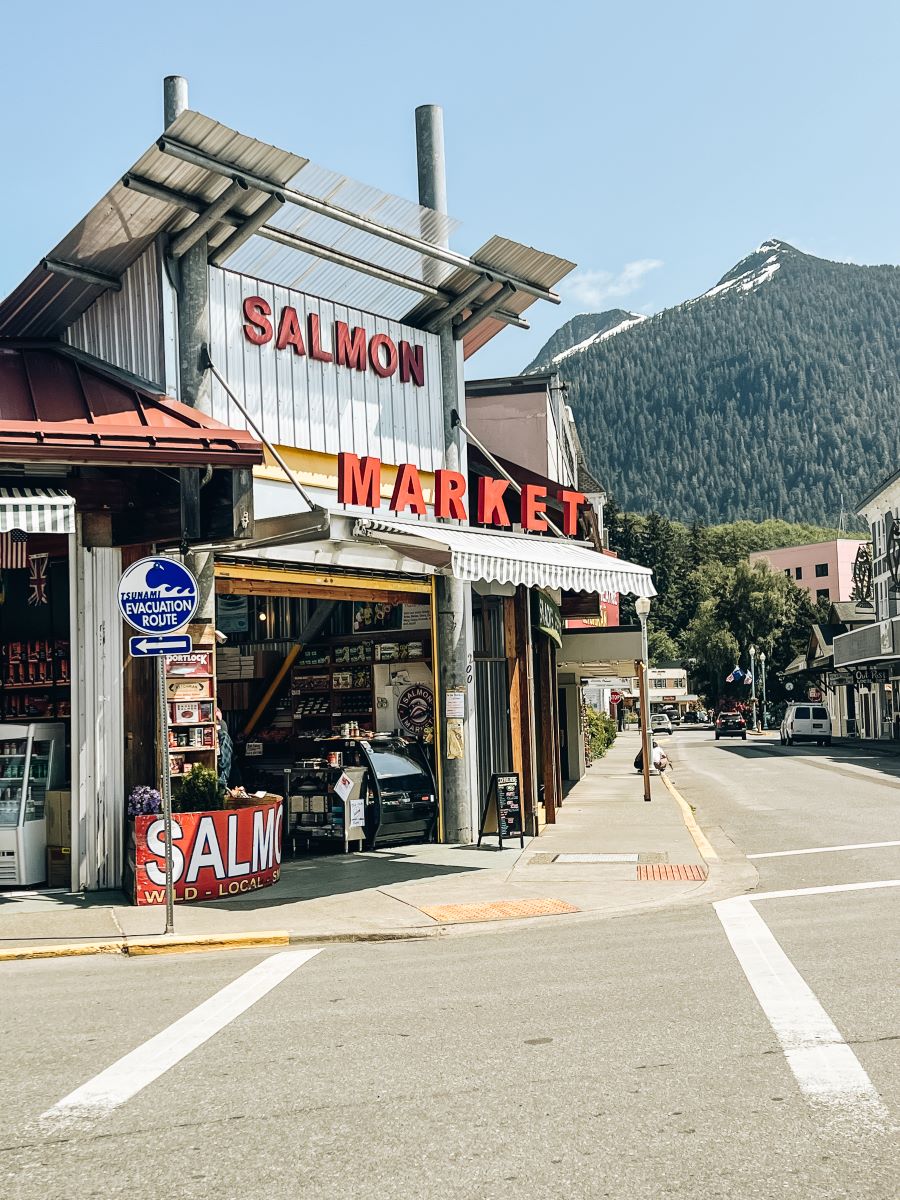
[815,563,828,577]
[795,566,803,580]
[816,588,830,601]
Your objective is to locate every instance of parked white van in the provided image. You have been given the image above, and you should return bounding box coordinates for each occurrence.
[780,703,832,746]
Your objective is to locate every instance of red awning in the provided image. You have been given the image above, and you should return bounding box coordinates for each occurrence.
[0,345,263,468]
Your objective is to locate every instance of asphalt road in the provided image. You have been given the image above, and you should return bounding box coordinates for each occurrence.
[2,734,897,1199]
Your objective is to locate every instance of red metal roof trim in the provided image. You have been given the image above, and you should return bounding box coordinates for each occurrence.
[0,346,263,468]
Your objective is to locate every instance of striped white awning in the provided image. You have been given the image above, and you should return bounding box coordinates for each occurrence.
[0,488,75,535]
[354,518,656,597]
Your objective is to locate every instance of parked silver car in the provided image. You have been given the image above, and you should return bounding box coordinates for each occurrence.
[650,713,674,736]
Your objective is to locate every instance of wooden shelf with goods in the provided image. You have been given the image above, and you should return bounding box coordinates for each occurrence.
[163,634,218,781]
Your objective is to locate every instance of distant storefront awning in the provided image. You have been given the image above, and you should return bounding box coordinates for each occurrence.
[0,345,264,468]
[354,519,656,597]
[0,487,75,534]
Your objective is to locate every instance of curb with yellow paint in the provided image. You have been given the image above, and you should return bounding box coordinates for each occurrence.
[0,930,290,963]
[660,771,719,864]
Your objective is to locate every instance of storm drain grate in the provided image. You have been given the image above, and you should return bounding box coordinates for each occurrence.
[419,898,580,924]
[637,864,707,882]
[555,853,639,864]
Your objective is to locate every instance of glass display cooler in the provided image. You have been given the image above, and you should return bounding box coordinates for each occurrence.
[290,734,437,850]
[0,722,65,886]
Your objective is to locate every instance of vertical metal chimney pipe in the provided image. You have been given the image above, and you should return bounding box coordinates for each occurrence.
[415,105,476,844]
[163,74,215,633]
[163,75,188,128]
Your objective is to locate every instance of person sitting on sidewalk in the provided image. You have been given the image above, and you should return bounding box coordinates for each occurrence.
[633,740,668,774]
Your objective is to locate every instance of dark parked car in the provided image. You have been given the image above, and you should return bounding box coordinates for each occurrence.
[682,711,701,725]
[715,711,747,740]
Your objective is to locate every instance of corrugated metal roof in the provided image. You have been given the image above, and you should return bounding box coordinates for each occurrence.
[225,159,461,320]
[405,235,576,357]
[0,110,306,339]
[0,343,264,468]
[0,108,573,358]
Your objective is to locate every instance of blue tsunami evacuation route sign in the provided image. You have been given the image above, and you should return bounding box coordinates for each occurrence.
[117,556,199,635]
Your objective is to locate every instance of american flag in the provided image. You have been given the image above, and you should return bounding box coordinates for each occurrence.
[28,553,49,605]
[0,530,27,569]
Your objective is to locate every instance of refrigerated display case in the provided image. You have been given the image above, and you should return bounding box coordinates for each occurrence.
[0,723,65,886]
[359,737,437,848]
[288,734,438,850]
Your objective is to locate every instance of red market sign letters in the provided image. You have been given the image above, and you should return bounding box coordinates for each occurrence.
[243,296,425,386]
[134,800,282,906]
[338,452,587,534]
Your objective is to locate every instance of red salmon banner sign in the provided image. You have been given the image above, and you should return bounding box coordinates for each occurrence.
[134,800,282,906]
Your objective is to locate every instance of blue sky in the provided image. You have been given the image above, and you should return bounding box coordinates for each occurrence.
[2,1,899,377]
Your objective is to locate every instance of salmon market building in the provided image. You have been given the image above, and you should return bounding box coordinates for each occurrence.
[0,77,654,896]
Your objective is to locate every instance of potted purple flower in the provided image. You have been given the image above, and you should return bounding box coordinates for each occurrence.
[127,785,162,817]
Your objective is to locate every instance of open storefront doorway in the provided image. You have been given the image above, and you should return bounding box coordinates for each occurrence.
[0,510,73,890]
[213,562,441,853]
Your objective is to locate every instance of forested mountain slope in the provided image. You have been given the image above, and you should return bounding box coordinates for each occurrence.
[526,240,900,525]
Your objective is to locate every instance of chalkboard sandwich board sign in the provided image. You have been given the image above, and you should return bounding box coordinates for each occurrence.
[477,772,524,848]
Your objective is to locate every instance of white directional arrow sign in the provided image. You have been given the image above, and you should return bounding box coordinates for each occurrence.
[129,634,193,658]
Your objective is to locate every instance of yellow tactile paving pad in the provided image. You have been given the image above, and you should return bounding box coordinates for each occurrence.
[419,898,581,924]
[637,864,707,882]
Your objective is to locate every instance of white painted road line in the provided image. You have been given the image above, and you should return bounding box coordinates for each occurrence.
[715,881,900,1124]
[41,948,321,1127]
[748,841,900,859]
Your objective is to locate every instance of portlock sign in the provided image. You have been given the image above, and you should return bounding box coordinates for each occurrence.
[118,557,199,634]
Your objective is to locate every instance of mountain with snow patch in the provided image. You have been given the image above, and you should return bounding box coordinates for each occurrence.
[524,240,900,525]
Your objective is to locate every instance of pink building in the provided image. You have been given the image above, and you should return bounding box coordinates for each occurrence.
[748,539,867,603]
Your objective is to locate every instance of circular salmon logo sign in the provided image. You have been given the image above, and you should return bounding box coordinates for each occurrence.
[396,684,434,735]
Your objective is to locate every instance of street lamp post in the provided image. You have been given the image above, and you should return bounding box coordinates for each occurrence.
[749,645,757,731]
[759,650,767,729]
[635,596,652,801]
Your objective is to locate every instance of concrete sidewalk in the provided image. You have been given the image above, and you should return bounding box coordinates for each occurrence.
[0,732,754,958]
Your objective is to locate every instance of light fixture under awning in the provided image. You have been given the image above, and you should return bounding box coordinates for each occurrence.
[354,518,656,597]
[0,487,75,535]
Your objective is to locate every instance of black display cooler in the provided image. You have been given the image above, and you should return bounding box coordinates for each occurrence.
[293,734,438,849]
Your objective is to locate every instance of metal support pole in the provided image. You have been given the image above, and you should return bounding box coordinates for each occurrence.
[416,103,474,843]
[638,620,651,802]
[157,655,175,935]
[749,647,757,731]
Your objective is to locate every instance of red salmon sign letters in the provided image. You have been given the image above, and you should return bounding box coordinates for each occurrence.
[134,801,282,905]
[243,296,425,386]
[338,452,586,534]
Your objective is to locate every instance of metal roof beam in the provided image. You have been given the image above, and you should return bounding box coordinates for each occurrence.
[123,173,206,213]
[492,309,530,331]
[170,177,250,258]
[41,258,122,292]
[124,172,453,313]
[251,225,449,302]
[423,277,492,332]
[207,193,286,266]
[453,283,517,340]
[157,136,561,305]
